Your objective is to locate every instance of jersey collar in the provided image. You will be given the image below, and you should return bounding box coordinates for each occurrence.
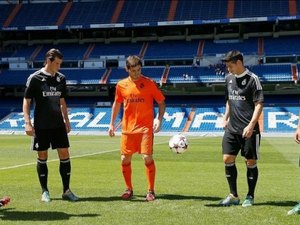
[41,68,55,77]
[235,68,248,78]
[128,74,143,82]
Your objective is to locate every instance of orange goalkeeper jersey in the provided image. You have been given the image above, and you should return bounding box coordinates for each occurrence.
[115,75,165,134]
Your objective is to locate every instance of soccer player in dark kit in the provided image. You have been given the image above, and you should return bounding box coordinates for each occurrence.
[23,48,78,203]
[219,50,264,207]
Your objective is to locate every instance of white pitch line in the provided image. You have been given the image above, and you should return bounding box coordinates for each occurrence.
[0,149,119,171]
[0,140,169,171]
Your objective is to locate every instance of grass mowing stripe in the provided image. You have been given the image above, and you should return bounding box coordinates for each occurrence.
[0,139,169,171]
[1,135,300,225]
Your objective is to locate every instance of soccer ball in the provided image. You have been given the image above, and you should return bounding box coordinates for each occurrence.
[169,134,188,154]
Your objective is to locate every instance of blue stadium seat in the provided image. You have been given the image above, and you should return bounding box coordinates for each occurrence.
[89,42,142,59]
[174,0,227,21]
[263,36,300,56]
[0,104,299,134]
[158,107,190,132]
[61,68,105,85]
[145,40,199,59]
[251,64,292,82]
[0,69,32,86]
[35,43,89,61]
[0,4,14,26]
[63,1,116,26]
[234,0,289,18]
[10,3,64,27]
[203,38,258,56]
[118,0,170,23]
[168,66,225,84]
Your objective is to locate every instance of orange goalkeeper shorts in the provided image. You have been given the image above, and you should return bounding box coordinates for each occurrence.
[121,133,153,155]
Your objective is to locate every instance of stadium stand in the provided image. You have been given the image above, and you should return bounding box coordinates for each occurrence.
[234,0,289,18]
[0,4,15,27]
[1,105,299,133]
[202,38,258,56]
[117,0,171,23]
[34,43,90,61]
[89,42,142,59]
[145,40,199,59]
[167,66,225,84]
[62,68,105,85]
[0,69,32,86]
[263,36,300,56]
[174,0,228,21]
[250,64,293,82]
[0,0,296,29]
[62,1,116,26]
[9,2,65,27]
[0,0,300,135]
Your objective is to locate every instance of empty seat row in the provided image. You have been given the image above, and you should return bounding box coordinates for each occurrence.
[0,0,294,28]
[2,37,300,62]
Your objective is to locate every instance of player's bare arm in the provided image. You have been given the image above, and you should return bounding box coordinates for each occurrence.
[153,100,165,133]
[22,98,34,136]
[223,101,230,129]
[109,101,121,137]
[243,102,263,138]
[60,98,71,133]
[295,115,300,144]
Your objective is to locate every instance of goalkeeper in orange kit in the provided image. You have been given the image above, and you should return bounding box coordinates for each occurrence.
[108,55,165,201]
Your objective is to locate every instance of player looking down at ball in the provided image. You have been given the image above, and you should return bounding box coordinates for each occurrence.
[108,55,165,201]
[23,48,78,203]
[220,50,264,207]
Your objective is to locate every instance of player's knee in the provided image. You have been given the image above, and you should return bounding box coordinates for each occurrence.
[223,155,235,164]
[245,159,257,167]
[37,151,48,160]
[121,155,131,165]
[58,148,70,159]
[142,154,153,165]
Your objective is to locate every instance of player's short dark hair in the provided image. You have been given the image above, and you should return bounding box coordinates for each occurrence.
[222,50,243,64]
[45,48,63,62]
[126,55,142,69]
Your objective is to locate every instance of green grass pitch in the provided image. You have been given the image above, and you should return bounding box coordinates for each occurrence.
[0,134,300,225]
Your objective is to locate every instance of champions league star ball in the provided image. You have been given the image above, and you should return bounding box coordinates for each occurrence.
[169,134,188,154]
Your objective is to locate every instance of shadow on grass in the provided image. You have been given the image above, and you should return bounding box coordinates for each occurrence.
[57,196,121,202]
[255,201,297,207]
[60,194,222,202]
[205,200,297,207]
[0,208,99,221]
[157,194,222,201]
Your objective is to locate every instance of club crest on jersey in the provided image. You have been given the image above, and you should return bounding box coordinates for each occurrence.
[242,79,247,85]
[56,77,60,82]
[139,83,144,88]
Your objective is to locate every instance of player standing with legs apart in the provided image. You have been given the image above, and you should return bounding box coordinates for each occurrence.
[288,121,300,215]
[108,55,165,201]
[219,50,264,207]
[23,48,78,203]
